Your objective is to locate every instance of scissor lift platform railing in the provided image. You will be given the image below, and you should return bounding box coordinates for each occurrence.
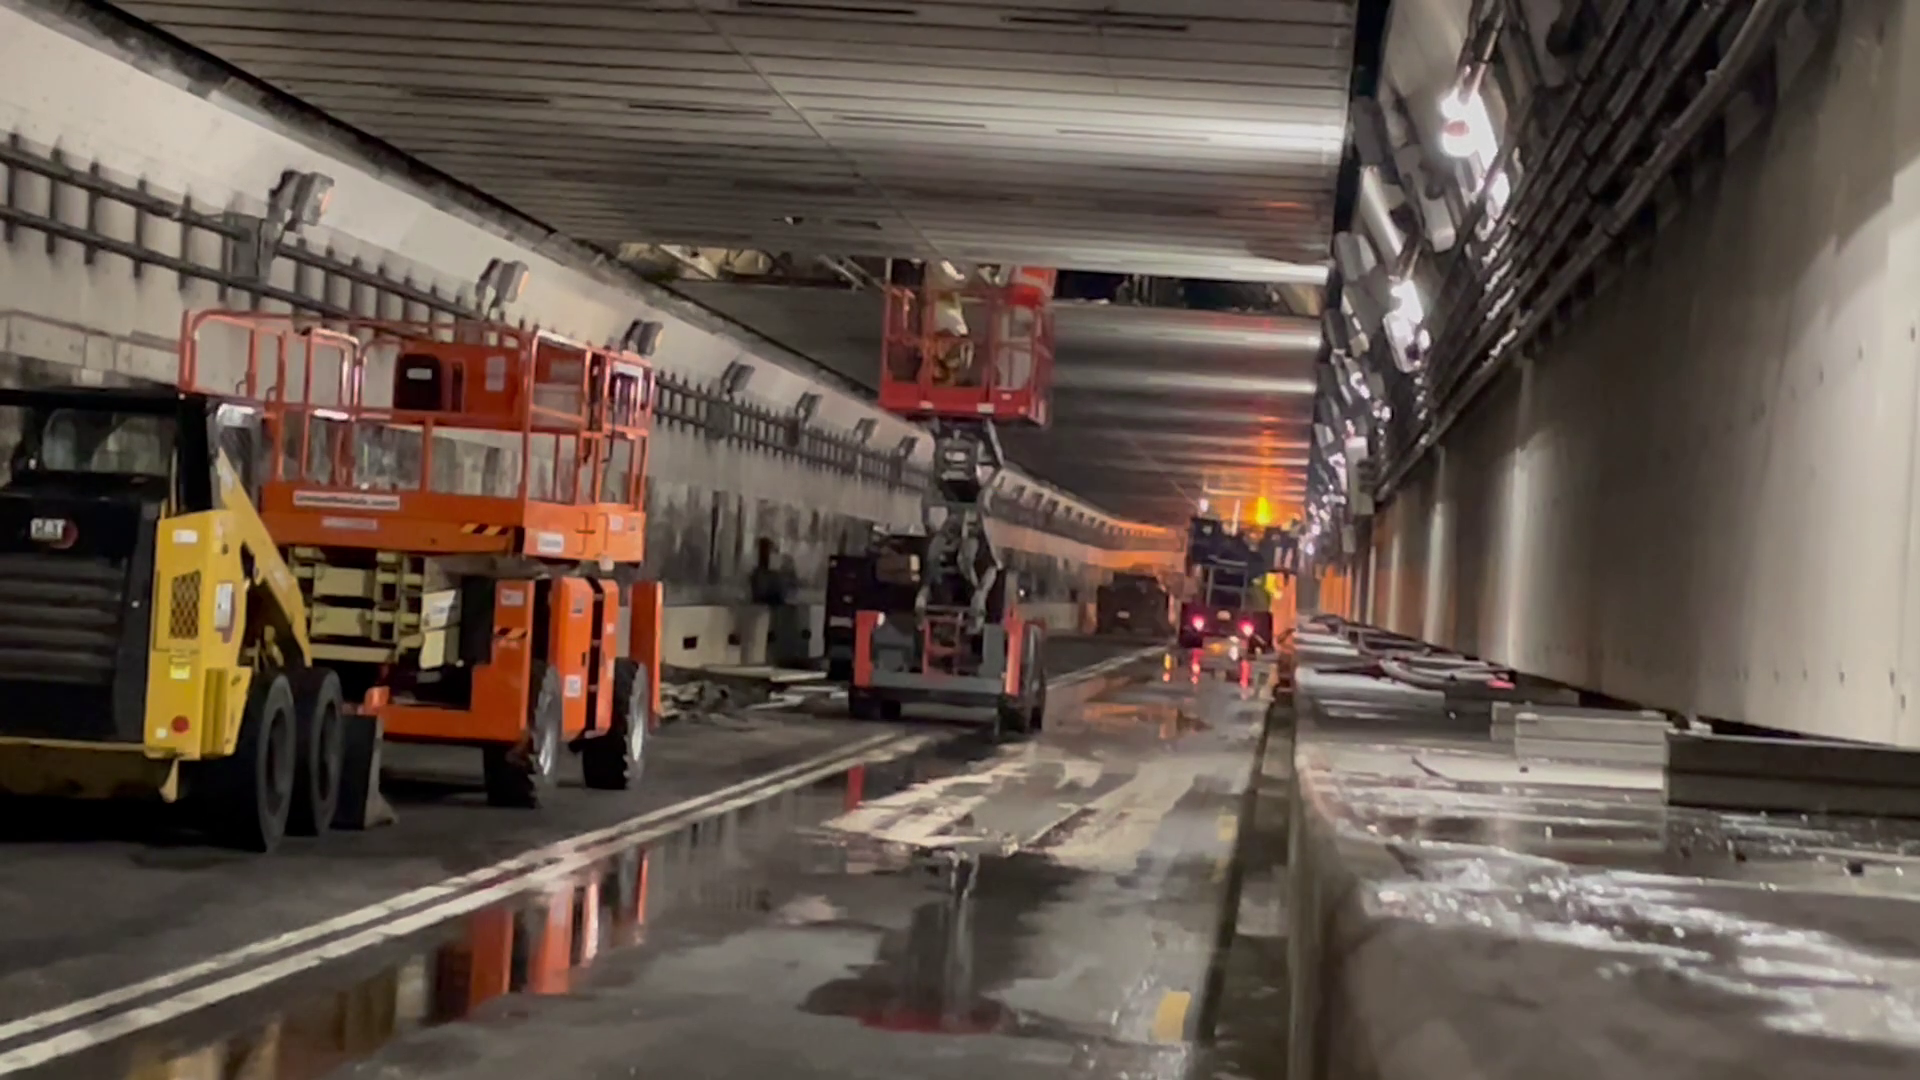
[180,312,654,565]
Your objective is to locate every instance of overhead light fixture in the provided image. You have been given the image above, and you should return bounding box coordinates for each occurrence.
[1389,278,1424,323]
[1438,71,1498,162]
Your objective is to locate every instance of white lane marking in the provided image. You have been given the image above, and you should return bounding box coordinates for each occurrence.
[827,750,1035,847]
[1042,759,1205,872]
[0,733,933,1076]
[0,730,904,1049]
[1057,758,1104,790]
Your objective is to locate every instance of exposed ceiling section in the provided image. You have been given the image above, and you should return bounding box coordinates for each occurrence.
[115,0,1362,525]
[671,283,1319,521]
[118,0,1356,284]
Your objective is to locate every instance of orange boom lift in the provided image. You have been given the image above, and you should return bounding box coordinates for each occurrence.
[179,312,662,807]
[842,264,1055,736]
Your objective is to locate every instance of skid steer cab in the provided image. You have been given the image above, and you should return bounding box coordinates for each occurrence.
[0,385,357,852]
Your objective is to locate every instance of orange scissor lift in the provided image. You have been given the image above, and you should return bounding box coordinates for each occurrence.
[180,312,663,808]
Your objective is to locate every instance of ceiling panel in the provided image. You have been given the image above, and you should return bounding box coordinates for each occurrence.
[118,0,1356,283]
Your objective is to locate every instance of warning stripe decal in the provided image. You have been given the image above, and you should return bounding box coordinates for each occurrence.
[460,524,512,536]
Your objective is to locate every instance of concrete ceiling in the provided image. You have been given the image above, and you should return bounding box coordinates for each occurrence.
[120,0,1354,283]
[672,284,1320,521]
[115,0,1358,524]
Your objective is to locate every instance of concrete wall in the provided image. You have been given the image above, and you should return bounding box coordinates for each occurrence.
[0,0,1176,668]
[1367,0,1920,743]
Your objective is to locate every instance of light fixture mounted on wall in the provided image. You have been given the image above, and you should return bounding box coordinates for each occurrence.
[719,360,754,396]
[477,259,530,318]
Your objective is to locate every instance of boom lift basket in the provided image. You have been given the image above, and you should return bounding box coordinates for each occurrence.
[179,313,654,564]
[878,266,1055,426]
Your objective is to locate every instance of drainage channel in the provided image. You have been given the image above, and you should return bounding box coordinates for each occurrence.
[4,731,1001,1080]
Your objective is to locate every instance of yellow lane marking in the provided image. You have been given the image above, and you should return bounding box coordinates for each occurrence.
[1152,990,1192,1043]
[1214,811,1240,881]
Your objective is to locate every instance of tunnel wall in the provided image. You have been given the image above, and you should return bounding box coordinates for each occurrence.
[0,0,1170,669]
[1368,0,1920,743]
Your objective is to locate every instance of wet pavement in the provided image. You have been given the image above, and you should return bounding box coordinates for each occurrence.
[0,636,1219,1078]
[1289,630,1920,1080]
[6,646,1277,1079]
[315,653,1270,1080]
[0,634,1274,1068]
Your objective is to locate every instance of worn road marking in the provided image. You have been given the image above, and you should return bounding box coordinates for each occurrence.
[1214,811,1242,882]
[1044,759,1201,872]
[827,751,1033,846]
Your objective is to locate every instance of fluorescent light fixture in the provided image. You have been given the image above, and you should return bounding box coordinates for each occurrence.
[1389,278,1425,325]
[1439,82,1499,163]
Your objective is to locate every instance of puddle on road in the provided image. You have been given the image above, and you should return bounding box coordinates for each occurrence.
[56,668,1266,1080]
[792,840,1168,1062]
[57,745,996,1080]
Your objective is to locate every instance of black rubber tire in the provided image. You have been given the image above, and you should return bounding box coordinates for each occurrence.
[879,697,904,721]
[1177,630,1204,650]
[286,667,346,837]
[583,659,649,791]
[848,688,882,721]
[206,670,298,853]
[484,662,561,809]
[1025,625,1048,733]
[993,697,1031,743]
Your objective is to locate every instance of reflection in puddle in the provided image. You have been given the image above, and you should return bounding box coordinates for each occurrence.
[106,755,969,1079]
[120,854,649,1080]
[1069,699,1212,742]
[802,853,1016,1036]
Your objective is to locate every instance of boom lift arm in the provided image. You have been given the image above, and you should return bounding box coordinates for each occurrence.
[847,264,1056,737]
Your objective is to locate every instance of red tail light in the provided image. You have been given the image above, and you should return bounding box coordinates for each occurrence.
[1190,615,1205,630]
[1239,621,1254,637]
